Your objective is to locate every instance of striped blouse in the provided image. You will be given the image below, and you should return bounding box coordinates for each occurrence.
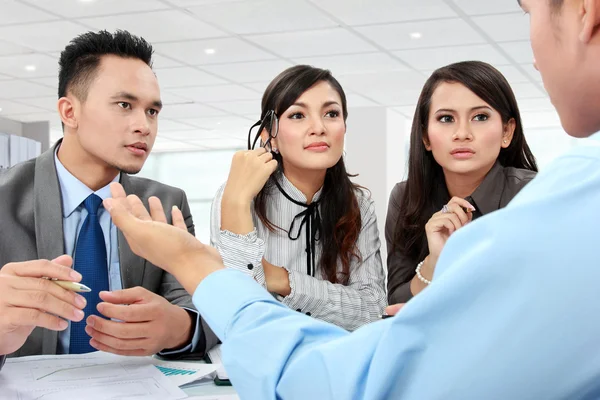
[210,173,387,331]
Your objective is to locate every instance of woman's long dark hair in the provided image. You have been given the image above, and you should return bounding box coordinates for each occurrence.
[254,65,361,285]
[394,61,538,263]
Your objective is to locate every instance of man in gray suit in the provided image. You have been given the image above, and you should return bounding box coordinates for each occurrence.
[0,30,216,370]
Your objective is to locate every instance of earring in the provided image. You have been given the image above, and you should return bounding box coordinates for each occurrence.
[272,147,279,154]
[503,140,508,144]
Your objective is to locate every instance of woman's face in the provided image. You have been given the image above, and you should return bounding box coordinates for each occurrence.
[269,81,346,172]
[424,81,515,176]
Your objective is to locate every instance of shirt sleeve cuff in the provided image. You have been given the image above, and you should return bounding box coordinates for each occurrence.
[282,270,328,313]
[157,308,202,356]
[218,229,267,287]
[192,268,281,340]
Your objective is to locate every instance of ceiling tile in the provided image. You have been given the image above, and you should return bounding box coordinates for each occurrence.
[248,28,376,57]
[186,137,246,150]
[520,63,543,82]
[511,82,546,99]
[159,129,221,141]
[0,100,47,115]
[201,60,293,84]
[390,105,417,119]
[294,53,409,76]
[179,115,253,131]
[346,93,381,107]
[151,137,200,152]
[204,100,261,117]
[355,18,486,50]
[157,118,198,131]
[27,0,169,18]
[314,0,457,26]
[394,44,510,71]
[186,0,337,34]
[499,41,534,64]
[169,0,248,5]
[0,1,57,25]
[0,73,12,81]
[472,13,530,42]
[168,84,261,103]
[30,77,58,89]
[0,21,89,52]
[152,54,184,69]
[159,91,195,105]
[494,65,531,84]
[450,0,522,15]
[0,39,34,56]
[339,71,427,106]
[0,79,56,98]
[155,67,227,88]
[0,53,58,78]
[1,111,58,124]
[14,96,57,112]
[155,38,276,65]
[521,110,562,129]
[158,102,227,119]
[81,10,227,43]
[517,97,555,112]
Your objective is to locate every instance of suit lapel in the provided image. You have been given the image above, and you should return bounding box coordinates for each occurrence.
[118,174,146,289]
[33,141,65,355]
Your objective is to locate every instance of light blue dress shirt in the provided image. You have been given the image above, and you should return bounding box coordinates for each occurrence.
[54,150,201,355]
[192,132,600,399]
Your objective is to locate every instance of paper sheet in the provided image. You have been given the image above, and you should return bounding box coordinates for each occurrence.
[1,352,187,400]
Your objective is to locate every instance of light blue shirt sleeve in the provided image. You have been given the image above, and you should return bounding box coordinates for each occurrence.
[191,135,600,399]
[54,151,202,355]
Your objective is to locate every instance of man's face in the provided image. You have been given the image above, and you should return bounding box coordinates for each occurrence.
[70,54,162,174]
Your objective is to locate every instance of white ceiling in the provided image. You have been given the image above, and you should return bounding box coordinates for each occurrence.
[0,0,553,152]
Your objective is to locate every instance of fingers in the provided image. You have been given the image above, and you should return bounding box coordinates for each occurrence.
[96,303,153,323]
[127,195,152,221]
[448,196,476,213]
[104,197,138,233]
[109,182,127,200]
[98,287,148,305]
[429,211,463,233]
[86,316,147,340]
[385,303,405,316]
[171,206,187,231]
[5,307,69,331]
[4,259,80,281]
[89,337,149,357]
[8,288,85,322]
[445,203,470,226]
[148,196,167,224]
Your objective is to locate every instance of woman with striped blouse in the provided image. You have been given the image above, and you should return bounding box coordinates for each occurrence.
[210,65,386,331]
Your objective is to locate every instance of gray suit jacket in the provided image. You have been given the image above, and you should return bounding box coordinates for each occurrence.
[0,142,218,371]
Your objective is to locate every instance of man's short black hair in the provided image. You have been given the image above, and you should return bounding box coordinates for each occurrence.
[58,30,153,101]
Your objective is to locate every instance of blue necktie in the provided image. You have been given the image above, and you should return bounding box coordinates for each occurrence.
[69,194,109,354]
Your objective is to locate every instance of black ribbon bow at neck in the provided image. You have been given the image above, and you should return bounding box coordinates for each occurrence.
[273,179,322,277]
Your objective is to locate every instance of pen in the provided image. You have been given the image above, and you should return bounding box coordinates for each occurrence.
[45,278,92,293]
[381,314,393,319]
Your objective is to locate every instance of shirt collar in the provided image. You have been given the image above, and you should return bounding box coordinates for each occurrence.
[54,145,120,218]
[277,172,324,204]
[467,161,506,216]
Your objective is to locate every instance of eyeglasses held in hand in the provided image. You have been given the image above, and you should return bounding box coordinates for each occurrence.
[248,110,279,151]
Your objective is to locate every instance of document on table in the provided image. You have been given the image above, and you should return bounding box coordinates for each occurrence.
[0,352,189,400]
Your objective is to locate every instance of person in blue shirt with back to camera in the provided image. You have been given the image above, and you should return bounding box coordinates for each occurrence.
[89,0,600,398]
